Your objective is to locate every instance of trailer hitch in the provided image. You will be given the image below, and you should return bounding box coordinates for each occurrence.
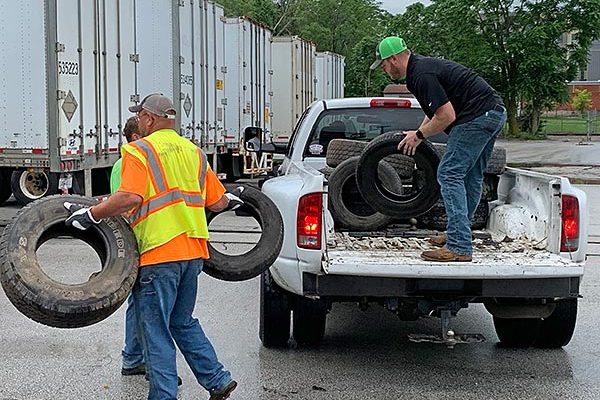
[408,308,485,349]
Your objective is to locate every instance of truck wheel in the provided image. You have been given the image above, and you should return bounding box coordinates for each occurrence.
[260,270,291,348]
[293,296,328,347]
[204,184,284,281]
[432,143,507,175]
[326,139,414,178]
[493,316,541,347]
[0,195,138,328]
[0,169,13,205]
[10,169,58,205]
[356,132,441,219]
[535,298,577,348]
[328,156,399,231]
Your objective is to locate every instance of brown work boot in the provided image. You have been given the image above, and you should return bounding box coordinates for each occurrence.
[209,380,238,400]
[429,234,447,247]
[421,247,472,262]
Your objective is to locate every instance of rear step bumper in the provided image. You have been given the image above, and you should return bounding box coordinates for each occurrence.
[302,272,580,298]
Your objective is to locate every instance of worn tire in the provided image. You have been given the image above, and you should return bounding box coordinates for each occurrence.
[328,157,400,231]
[204,184,284,282]
[493,316,542,348]
[535,298,577,348]
[293,296,328,347]
[10,169,59,206]
[0,169,13,205]
[259,270,291,348]
[356,132,441,219]
[326,139,414,178]
[418,200,489,231]
[433,143,507,175]
[0,195,139,328]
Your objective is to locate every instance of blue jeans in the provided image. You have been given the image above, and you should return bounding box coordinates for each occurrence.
[437,108,507,256]
[132,259,232,400]
[122,294,144,369]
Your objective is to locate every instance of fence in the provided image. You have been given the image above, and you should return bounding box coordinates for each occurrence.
[541,110,599,138]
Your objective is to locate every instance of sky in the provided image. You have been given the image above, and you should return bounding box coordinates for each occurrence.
[378,0,431,15]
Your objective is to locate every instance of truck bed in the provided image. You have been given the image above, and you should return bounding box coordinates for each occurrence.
[324,231,583,279]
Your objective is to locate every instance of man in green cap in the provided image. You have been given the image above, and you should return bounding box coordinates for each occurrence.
[371,36,507,262]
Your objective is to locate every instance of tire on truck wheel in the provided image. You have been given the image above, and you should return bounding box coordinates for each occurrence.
[204,184,284,282]
[0,195,139,328]
[260,270,291,348]
[10,169,59,206]
[535,298,577,348]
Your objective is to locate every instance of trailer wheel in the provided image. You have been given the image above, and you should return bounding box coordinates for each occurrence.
[0,169,13,206]
[204,184,284,281]
[10,169,59,205]
[327,157,400,231]
[259,270,291,348]
[0,195,139,328]
[535,298,577,348]
[356,132,441,219]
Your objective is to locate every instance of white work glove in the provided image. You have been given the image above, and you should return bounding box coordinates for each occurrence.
[224,186,245,211]
[64,202,101,230]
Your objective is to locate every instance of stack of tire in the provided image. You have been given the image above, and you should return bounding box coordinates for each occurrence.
[321,132,441,231]
[416,143,506,231]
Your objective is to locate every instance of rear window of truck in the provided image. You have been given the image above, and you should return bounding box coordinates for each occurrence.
[304,107,426,157]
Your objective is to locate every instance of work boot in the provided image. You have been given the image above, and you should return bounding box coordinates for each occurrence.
[429,234,447,247]
[121,364,146,376]
[209,380,238,400]
[421,247,472,262]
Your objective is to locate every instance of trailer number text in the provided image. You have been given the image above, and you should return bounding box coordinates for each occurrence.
[58,61,79,75]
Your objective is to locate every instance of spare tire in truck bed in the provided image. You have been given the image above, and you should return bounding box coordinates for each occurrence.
[204,184,284,282]
[0,195,139,328]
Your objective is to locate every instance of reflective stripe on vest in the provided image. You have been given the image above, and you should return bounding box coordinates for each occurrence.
[128,143,209,227]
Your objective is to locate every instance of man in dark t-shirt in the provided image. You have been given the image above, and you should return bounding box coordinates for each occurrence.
[371,36,507,262]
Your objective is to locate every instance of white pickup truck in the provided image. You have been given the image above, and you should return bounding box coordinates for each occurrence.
[260,97,588,349]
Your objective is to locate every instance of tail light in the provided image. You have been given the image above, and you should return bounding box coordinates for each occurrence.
[297,193,322,249]
[561,195,579,252]
[370,98,412,108]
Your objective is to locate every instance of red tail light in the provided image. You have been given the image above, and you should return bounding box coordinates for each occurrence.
[561,195,579,252]
[297,193,322,249]
[370,98,412,108]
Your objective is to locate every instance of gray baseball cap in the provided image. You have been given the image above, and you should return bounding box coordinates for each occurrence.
[129,93,176,119]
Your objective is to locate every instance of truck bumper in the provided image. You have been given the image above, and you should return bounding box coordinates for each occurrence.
[302,272,581,299]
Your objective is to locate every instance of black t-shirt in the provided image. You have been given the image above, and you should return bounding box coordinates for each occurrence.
[406,54,504,133]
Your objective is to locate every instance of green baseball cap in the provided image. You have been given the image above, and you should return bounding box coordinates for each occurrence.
[370,36,408,70]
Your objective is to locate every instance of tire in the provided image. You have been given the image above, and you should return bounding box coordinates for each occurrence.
[10,169,59,206]
[432,143,507,175]
[418,200,489,231]
[0,169,13,205]
[203,184,284,282]
[326,139,414,178]
[0,195,139,328]
[328,157,400,231]
[493,316,542,348]
[259,270,291,348]
[535,298,577,348]
[319,166,335,180]
[293,296,328,347]
[356,132,441,219]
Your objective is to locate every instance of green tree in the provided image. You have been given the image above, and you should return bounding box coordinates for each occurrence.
[571,89,593,116]
[388,0,600,136]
